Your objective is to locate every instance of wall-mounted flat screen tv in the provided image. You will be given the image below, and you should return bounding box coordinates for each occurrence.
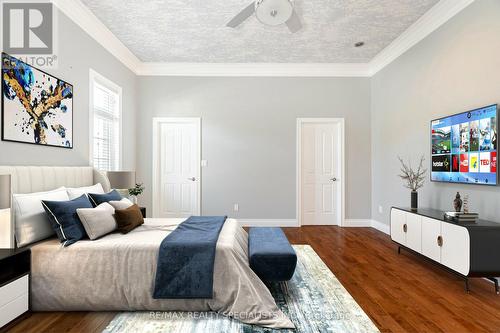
[431,104,498,185]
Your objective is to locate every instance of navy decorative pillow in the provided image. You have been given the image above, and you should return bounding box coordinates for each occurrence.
[41,194,93,246]
[87,190,122,207]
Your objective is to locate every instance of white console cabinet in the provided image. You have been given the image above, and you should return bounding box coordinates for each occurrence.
[391,208,470,276]
[390,207,500,293]
[391,208,469,275]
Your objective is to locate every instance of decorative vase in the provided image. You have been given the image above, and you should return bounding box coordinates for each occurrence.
[411,191,418,211]
[131,195,138,204]
[453,192,462,212]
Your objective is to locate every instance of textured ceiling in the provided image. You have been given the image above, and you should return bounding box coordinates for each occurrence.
[80,0,439,63]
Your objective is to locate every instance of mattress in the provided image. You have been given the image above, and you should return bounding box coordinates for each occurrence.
[30,218,294,328]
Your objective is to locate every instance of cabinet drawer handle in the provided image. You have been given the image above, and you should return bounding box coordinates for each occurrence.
[403,224,407,233]
[437,236,443,247]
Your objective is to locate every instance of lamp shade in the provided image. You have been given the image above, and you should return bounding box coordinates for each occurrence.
[0,174,11,209]
[106,171,136,189]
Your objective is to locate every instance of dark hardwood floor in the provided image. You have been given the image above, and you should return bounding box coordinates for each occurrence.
[4,226,500,333]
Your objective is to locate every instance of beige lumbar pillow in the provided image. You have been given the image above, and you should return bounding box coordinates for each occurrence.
[76,202,116,240]
[108,198,133,210]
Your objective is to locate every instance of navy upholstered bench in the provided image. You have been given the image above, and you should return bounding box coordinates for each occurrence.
[248,227,297,282]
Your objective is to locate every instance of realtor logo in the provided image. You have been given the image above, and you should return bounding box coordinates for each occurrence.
[3,2,53,53]
[2,1,57,68]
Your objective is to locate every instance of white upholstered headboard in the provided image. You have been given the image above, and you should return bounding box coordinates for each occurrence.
[0,166,111,194]
[0,166,112,248]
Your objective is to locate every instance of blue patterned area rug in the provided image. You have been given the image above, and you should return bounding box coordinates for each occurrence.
[103,245,379,333]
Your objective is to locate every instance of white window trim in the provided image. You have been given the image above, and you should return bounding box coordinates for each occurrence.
[89,69,123,171]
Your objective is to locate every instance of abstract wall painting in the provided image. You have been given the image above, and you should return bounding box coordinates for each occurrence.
[1,53,73,148]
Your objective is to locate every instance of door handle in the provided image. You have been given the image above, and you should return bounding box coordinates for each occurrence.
[187,177,196,181]
[437,236,443,247]
[330,177,337,181]
[403,224,407,233]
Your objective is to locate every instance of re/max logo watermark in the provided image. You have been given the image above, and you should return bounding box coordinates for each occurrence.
[1,0,58,68]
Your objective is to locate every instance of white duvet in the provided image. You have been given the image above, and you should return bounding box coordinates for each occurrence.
[30,218,294,328]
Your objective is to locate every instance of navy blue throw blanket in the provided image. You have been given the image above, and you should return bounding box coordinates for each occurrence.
[153,216,227,299]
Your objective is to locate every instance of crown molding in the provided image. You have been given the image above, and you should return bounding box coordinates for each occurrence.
[136,62,371,77]
[53,0,474,77]
[51,0,141,73]
[369,0,475,75]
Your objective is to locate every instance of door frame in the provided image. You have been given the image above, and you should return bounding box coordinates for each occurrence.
[152,117,201,218]
[296,118,345,227]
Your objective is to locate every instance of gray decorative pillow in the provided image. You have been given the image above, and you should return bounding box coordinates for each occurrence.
[108,198,133,210]
[76,202,116,240]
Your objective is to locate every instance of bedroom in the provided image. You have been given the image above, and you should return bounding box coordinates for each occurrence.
[1,0,500,332]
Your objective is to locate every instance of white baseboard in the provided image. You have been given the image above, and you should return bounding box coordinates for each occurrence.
[236,218,390,234]
[343,219,372,227]
[370,219,390,235]
[237,219,299,227]
[344,219,390,235]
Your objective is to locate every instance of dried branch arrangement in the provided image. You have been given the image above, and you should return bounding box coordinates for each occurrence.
[398,156,427,191]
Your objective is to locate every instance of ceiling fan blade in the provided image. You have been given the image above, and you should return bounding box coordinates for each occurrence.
[227,2,256,28]
[286,10,302,33]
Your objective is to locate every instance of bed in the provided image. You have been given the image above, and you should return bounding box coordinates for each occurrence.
[0,166,294,329]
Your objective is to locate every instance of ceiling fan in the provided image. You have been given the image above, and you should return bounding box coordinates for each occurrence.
[227,0,302,33]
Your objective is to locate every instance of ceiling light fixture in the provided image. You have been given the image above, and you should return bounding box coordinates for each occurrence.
[255,0,293,26]
[227,0,302,33]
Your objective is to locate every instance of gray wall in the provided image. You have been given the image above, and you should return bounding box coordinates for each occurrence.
[0,9,137,170]
[371,0,500,224]
[137,77,371,219]
[8,1,496,223]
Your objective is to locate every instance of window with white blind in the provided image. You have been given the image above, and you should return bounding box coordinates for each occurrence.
[90,70,122,171]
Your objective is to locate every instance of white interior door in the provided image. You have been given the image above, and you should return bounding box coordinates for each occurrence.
[299,120,343,225]
[153,118,200,218]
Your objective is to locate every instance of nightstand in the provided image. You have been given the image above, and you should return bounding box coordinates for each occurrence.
[139,207,146,218]
[140,207,146,218]
[0,248,30,328]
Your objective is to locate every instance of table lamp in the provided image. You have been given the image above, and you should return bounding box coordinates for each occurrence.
[106,171,136,198]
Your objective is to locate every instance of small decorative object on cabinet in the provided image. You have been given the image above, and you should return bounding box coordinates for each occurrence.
[453,192,462,212]
[463,195,469,213]
[0,248,30,328]
[411,191,418,211]
[444,211,478,223]
[397,156,426,211]
[128,183,145,205]
[391,207,500,294]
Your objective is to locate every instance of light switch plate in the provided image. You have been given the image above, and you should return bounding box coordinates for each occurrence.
[201,160,208,167]
[233,204,239,212]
